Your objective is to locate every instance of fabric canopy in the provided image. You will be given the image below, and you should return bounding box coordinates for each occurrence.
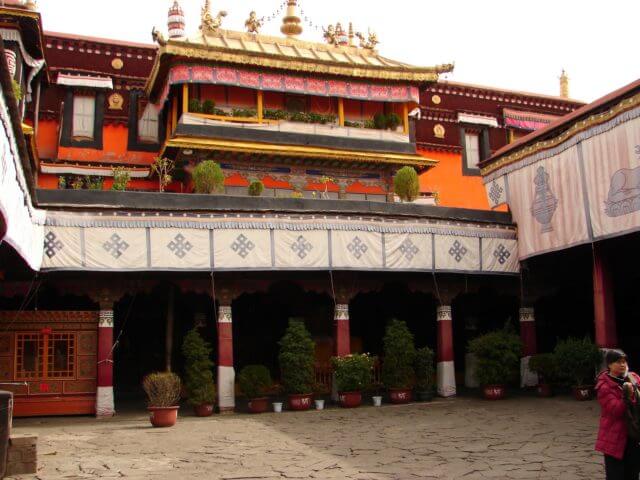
[503,108,559,132]
[57,74,113,89]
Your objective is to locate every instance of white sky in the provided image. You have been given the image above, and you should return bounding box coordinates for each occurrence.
[36,0,639,103]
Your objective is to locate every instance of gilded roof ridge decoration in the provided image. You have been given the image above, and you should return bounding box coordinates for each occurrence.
[481,93,640,178]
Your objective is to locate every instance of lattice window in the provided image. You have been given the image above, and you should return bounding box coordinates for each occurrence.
[15,333,43,380]
[47,333,76,379]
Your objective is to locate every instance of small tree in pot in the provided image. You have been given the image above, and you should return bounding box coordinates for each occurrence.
[382,319,416,403]
[143,372,181,427]
[238,365,272,414]
[529,352,558,397]
[182,328,216,416]
[393,166,419,202]
[332,353,374,408]
[468,325,522,400]
[554,337,602,400]
[278,319,315,410]
[192,160,225,194]
[414,346,435,401]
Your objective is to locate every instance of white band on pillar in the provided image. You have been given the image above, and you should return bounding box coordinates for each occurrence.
[218,306,232,323]
[334,304,349,321]
[436,306,452,321]
[520,356,538,387]
[96,386,115,417]
[99,310,114,328]
[519,308,535,323]
[218,366,235,409]
[437,361,456,397]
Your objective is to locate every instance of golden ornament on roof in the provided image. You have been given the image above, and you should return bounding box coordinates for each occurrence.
[245,11,262,34]
[322,24,338,46]
[355,30,379,50]
[201,0,227,35]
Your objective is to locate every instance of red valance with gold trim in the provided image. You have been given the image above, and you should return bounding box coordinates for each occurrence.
[503,108,559,132]
[156,64,420,106]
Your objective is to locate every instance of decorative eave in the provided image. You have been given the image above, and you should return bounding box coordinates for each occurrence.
[481,89,640,177]
[163,135,437,172]
[145,30,453,98]
[0,6,49,83]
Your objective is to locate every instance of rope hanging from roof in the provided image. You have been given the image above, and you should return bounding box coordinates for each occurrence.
[297,1,322,32]
[258,0,288,24]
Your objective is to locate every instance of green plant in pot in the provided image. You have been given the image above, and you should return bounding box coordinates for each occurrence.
[386,112,401,131]
[142,371,181,427]
[238,365,272,414]
[393,166,419,202]
[528,352,558,397]
[414,346,435,401]
[373,112,387,130]
[332,353,374,408]
[248,180,264,197]
[382,319,416,403]
[181,328,216,417]
[468,324,522,400]
[278,319,315,410]
[554,337,602,401]
[192,160,224,194]
[202,99,216,115]
[188,98,202,113]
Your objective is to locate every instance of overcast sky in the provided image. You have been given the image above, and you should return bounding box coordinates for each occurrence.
[36,0,639,103]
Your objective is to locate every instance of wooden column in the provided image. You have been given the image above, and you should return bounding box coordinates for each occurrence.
[165,286,175,372]
[182,83,189,115]
[402,103,409,134]
[593,243,617,349]
[257,90,264,123]
[96,295,116,417]
[334,304,351,357]
[519,307,538,387]
[217,303,235,413]
[338,97,345,127]
[436,305,456,397]
[171,97,178,135]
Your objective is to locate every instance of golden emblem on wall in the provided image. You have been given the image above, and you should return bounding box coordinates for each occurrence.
[431,95,441,105]
[111,58,124,70]
[108,93,124,110]
[434,124,445,139]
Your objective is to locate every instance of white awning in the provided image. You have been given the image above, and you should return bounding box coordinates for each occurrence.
[458,112,499,128]
[56,74,113,89]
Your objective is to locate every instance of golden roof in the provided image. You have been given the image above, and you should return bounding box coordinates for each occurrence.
[146,28,453,98]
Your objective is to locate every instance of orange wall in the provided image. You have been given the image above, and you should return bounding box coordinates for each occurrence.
[200,85,226,105]
[226,86,255,108]
[36,120,59,160]
[418,149,506,211]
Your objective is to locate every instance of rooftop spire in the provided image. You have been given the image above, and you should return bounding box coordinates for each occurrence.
[168,1,186,39]
[559,69,569,99]
[281,0,302,38]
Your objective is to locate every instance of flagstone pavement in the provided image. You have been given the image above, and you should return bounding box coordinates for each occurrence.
[9,396,604,480]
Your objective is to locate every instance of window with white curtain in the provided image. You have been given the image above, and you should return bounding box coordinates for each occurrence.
[464,132,480,169]
[138,103,159,143]
[72,95,95,139]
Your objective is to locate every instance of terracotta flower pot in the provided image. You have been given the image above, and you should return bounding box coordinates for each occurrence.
[148,406,179,427]
[247,397,269,414]
[193,404,214,417]
[573,386,593,401]
[288,393,313,411]
[482,385,506,400]
[338,391,362,408]
[537,384,553,397]
[389,388,412,404]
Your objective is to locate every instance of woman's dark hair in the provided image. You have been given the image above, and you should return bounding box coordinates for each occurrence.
[605,349,627,366]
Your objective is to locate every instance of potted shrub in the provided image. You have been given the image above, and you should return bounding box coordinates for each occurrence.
[393,166,419,202]
[414,346,435,401]
[238,365,272,414]
[188,98,202,113]
[386,112,401,131]
[202,99,215,115]
[192,160,225,194]
[278,319,315,410]
[142,372,181,427]
[248,180,264,197]
[382,319,416,404]
[529,353,558,397]
[373,112,387,130]
[468,325,522,400]
[332,354,374,408]
[554,337,602,401]
[181,328,216,417]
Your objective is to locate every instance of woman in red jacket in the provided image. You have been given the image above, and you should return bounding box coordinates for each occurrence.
[595,349,640,480]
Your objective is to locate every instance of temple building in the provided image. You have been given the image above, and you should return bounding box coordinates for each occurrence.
[0,0,615,418]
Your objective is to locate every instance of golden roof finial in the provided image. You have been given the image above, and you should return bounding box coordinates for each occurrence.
[559,69,569,99]
[245,11,262,34]
[200,0,227,35]
[348,22,354,47]
[25,0,37,10]
[281,0,302,38]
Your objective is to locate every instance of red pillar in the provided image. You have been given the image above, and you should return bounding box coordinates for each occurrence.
[334,304,351,357]
[217,305,235,413]
[96,307,114,417]
[436,305,456,397]
[519,307,538,387]
[593,244,617,349]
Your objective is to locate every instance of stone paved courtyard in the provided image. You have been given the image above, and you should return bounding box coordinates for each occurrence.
[9,396,604,480]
